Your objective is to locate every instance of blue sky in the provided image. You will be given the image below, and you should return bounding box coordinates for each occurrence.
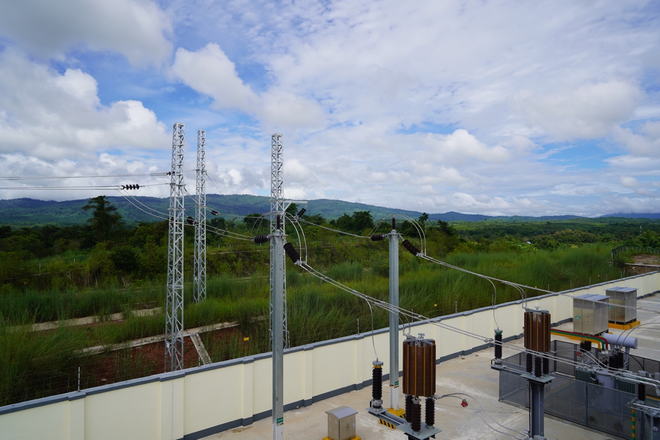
[0,0,659,217]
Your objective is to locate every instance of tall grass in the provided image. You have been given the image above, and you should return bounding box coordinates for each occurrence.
[0,242,631,406]
[0,317,89,406]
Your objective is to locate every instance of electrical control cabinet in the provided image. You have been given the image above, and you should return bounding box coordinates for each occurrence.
[573,294,609,335]
[605,287,637,324]
[325,406,358,440]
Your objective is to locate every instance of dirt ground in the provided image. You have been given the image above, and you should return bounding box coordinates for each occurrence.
[633,253,660,265]
[80,327,241,388]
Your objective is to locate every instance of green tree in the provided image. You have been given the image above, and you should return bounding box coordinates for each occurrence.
[110,246,140,275]
[82,196,123,244]
[139,236,166,278]
[243,213,266,231]
[352,211,374,233]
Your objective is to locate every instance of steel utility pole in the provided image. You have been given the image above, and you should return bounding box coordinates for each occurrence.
[270,133,286,440]
[165,122,185,372]
[388,218,401,411]
[193,129,207,304]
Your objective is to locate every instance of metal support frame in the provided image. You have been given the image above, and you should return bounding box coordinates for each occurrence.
[270,133,287,440]
[165,122,185,372]
[523,373,553,439]
[388,227,401,410]
[193,129,207,304]
[270,133,290,348]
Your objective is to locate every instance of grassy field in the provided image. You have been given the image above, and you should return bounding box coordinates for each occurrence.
[0,240,634,406]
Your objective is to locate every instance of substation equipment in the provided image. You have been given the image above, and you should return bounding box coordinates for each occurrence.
[369,334,441,439]
[493,289,660,439]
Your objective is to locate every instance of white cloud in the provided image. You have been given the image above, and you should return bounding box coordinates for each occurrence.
[0,50,169,161]
[619,176,657,197]
[612,121,660,157]
[0,0,172,66]
[514,81,644,140]
[171,44,258,112]
[171,43,325,129]
[421,129,510,164]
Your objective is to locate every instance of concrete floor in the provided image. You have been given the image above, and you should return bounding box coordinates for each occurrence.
[204,294,660,440]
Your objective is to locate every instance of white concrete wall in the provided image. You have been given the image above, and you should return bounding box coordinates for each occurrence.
[1,273,657,440]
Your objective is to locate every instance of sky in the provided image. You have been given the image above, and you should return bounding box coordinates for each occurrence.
[0,0,659,217]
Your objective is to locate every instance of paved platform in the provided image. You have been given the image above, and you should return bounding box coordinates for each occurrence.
[204,294,660,440]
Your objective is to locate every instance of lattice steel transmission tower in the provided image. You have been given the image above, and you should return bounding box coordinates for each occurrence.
[269,133,288,440]
[270,133,290,349]
[193,129,207,304]
[165,122,185,372]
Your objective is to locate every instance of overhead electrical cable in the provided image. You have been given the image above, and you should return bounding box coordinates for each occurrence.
[0,172,170,181]
[296,217,373,239]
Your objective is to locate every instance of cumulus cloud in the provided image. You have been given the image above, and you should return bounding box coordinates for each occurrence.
[420,129,510,164]
[171,43,325,129]
[171,44,258,111]
[0,50,169,161]
[0,0,172,66]
[514,81,644,140]
[612,121,660,157]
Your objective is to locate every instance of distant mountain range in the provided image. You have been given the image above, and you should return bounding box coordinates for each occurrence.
[0,195,659,226]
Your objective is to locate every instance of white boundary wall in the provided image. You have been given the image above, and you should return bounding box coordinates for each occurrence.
[1,273,658,440]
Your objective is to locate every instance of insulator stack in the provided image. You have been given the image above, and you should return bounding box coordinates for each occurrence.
[405,394,413,422]
[392,218,396,230]
[283,242,300,263]
[371,234,385,241]
[526,353,533,373]
[534,356,542,378]
[402,240,420,256]
[410,399,422,432]
[524,310,551,352]
[210,210,219,216]
[638,382,646,401]
[371,361,383,408]
[254,234,269,244]
[276,215,281,230]
[296,208,306,218]
[186,216,195,225]
[543,356,549,375]
[580,340,592,352]
[425,397,435,427]
[494,330,503,361]
[403,336,436,398]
